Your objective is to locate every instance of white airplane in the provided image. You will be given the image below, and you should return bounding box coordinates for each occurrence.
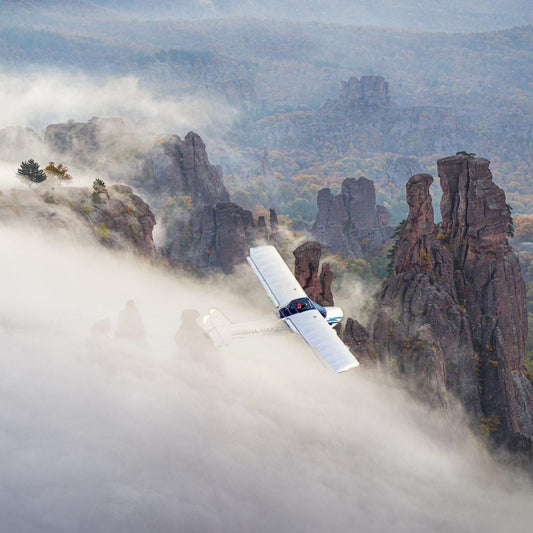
[203,245,359,373]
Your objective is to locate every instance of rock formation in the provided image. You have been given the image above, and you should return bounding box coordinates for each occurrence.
[439,155,532,454]
[293,241,334,306]
[293,240,374,361]
[341,318,375,365]
[130,129,280,273]
[167,203,279,274]
[43,119,249,271]
[368,155,533,461]
[313,176,392,258]
[44,117,130,165]
[338,75,390,108]
[243,75,471,162]
[85,184,157,259]
[44,119,230,210]
[316,76,469,155]
[133,132,230,207]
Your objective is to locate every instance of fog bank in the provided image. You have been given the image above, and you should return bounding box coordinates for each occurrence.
[0,225,530,532]
[0,69,238,141]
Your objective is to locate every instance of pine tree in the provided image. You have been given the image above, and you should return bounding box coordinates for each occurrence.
[92,178,109,203]
[17,159,46,189]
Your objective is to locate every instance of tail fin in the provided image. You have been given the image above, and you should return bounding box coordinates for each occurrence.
[202,308,233,347]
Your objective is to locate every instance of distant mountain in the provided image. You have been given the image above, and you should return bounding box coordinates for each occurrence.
[2,0,531,33]
[0,0,117,21]
[0,0,123,35]
[0,4,531,219]
[90,0,532,32]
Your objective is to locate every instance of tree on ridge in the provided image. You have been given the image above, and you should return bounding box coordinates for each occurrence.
[17,159,47,189]
[45,161,73,187]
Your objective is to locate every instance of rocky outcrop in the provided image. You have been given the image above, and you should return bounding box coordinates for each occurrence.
[341,318,375,365]
[369,173,477,405]
[269,208,279,239]
[313,187,353,257]
[338,75,390,108]
[84,184,157,259]
[243,75,471,160]
[133,132,230,207]
[0,183,157,260]
[314,97,467,156]
[293,240,374,360]
[44,117,129,163]
[44,119,230,211]
[293,241,334,306]
[312,176,393,258]
[369,155,533,461]
[167,203,279,274]
[43,119,241,270]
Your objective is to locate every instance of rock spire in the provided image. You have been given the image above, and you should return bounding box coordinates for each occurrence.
[369,155,533,461]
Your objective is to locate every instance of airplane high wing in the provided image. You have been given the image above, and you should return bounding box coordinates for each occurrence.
[246,245,307,307]
[247,246,359,373]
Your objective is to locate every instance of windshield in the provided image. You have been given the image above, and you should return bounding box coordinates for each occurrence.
[313,302,328,318]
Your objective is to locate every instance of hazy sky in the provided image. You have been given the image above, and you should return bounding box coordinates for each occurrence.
[90,0,533,32]
[0,223,530,532]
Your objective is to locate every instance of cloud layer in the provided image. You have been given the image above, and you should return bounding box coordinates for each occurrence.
[0,69,238,140]
[0,225,530,532]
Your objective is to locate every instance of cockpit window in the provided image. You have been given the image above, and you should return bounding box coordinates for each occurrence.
[279,297,325,318]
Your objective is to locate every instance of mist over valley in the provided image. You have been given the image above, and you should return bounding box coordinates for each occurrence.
[1,226,531,532]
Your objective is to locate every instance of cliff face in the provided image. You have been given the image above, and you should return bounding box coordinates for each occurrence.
[313,176,392,258]
[369,155,533,459]
[438,156,532,451]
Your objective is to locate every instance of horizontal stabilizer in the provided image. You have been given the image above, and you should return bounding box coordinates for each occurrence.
[202,308,289,347]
